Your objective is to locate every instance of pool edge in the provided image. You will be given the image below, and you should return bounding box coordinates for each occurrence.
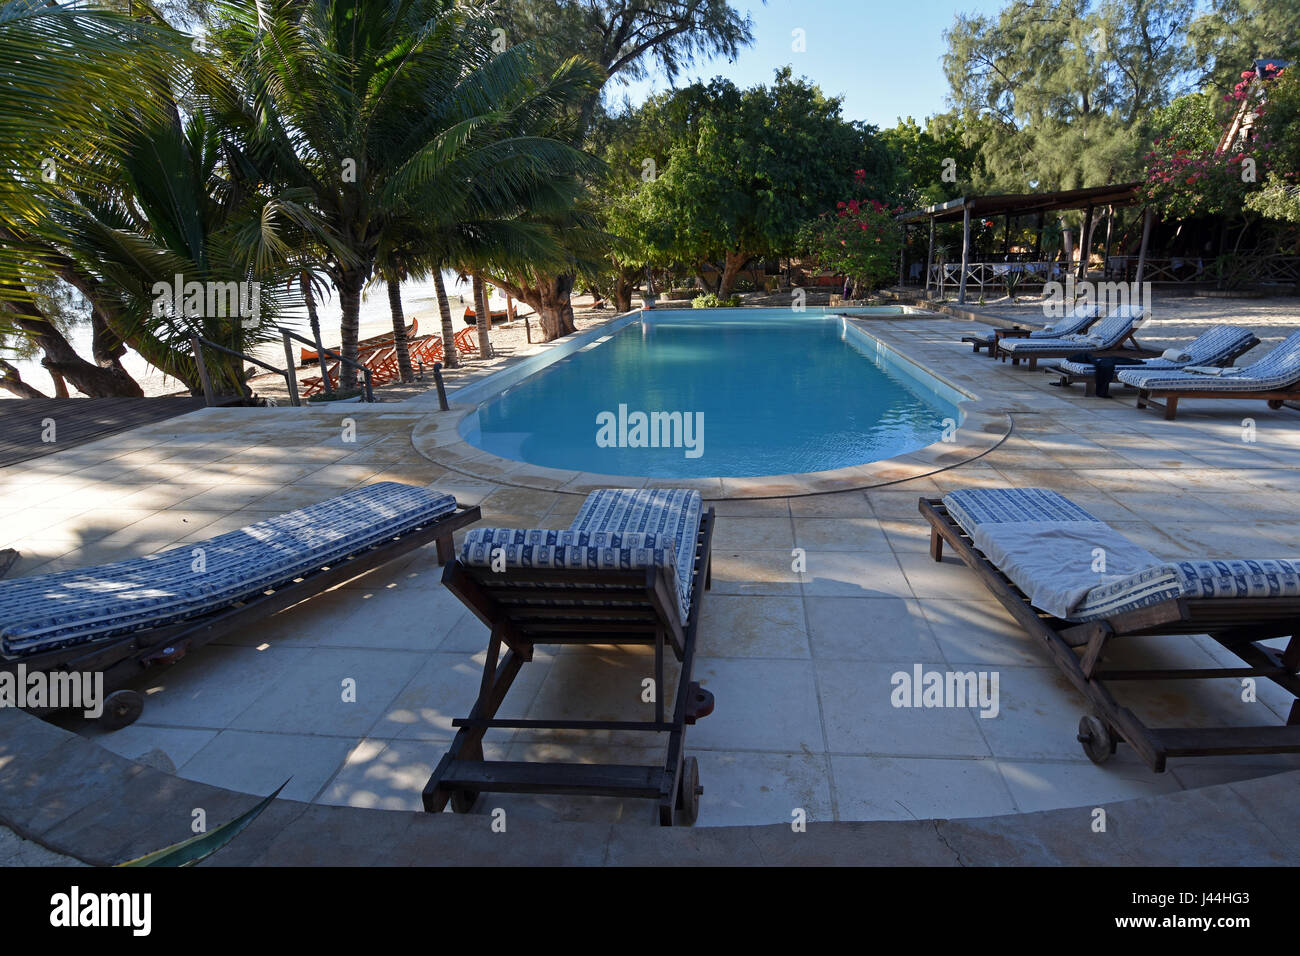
[411,311,1010,499]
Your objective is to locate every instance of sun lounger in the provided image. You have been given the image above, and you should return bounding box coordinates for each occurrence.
[0,483,480,728]
[1116,329,1300,420]
[408,334,444,368]
[919,488,1300,771]
[452,326,479,356]
[1050,325,1259,396]
[299,318,417,364]
[424,488,716,826]
[997,306,1149,368]
[961,304,1102,355]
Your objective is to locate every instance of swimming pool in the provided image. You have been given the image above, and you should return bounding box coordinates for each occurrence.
[456,308,966,478]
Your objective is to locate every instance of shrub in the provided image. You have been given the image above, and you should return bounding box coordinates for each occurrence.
[691,293,741,308]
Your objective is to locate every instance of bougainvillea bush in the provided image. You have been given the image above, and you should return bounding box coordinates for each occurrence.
[800,173,905,295]
[1142,65,1296,223]
[1142,145,1273,220]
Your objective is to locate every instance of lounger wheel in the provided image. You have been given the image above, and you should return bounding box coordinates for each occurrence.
[1268,400,1285,410]
[449,789,479,814]
[674,756,702,826]
[100,690,144,731]
[1077,715,1116,765]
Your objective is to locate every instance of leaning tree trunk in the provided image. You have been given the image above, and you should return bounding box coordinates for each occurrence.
[2,300,143,397]
[472,274,493,360]
[433,269,459,369]
[613,273,634,312]
[386,278,414,382]
[336,269,367,390]
[717,250,749,299]
[534,274,576,341]
[0,358,49,398]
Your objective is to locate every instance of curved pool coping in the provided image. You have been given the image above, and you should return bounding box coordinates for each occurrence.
[412,315,1011,499]
[3,707,1295,866]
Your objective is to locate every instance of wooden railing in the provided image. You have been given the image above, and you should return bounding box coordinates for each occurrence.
[191,329,375,407]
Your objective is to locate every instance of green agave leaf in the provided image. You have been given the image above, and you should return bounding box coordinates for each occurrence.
[116,779,290,867]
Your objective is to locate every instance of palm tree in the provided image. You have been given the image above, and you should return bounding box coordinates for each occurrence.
[1,2,312,398]
[0,0,194,394]
[216,0,604,390]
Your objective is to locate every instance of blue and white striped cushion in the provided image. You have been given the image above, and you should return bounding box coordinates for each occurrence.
[1116,330,1300,392]
[459,489,703,623]
[1031,305,1101,338]
[1054,325,1254,377]
[0,482,458,658]
[944,488,1300,622]
[1071,564,1187,620]
[944,487,1097,527]
[570,489,702,619]
[1003,308,1142,354]
[1074,559,1300,621]
[460,528,684,621]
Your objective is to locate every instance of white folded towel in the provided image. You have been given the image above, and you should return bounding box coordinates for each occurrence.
[1184,365,1245,376]
[1161,348,1193,362]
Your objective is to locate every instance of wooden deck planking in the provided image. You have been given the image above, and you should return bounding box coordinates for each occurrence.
[0,397,206,468]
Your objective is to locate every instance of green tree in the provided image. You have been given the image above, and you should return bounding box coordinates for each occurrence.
[490,0,759,338]
[944,0,1200,193]
[1246,69,1300,223]
[1189,0,1300,95]
[878,113,983,208]
[631,69,887,297]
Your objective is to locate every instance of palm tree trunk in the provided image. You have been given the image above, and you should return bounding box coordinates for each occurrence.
[473,274,493,360]
[302,273,332,394]
[337,270,366,390]
[433,269,458,369]
[386,278,414,382]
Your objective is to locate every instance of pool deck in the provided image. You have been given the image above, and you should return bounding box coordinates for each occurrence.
[3,299,1300,863]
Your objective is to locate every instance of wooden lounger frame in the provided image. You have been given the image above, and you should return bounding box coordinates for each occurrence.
[1,504,482,729]
[920,497,1300,771]
[1054,335,1260,397]
[423,508,716,826]
[1135,386,1300,420]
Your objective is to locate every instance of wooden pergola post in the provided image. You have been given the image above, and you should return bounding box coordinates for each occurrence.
[1135,207,1154,285]
[1103,205,1115,277]
[1077,204,1094,281]
[958,205,972,304]
[925,216,936,295]
[899,224,907,288]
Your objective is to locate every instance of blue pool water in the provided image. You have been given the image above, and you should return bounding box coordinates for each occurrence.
[457,309,965,478]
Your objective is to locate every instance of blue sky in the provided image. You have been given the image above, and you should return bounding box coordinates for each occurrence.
[611,0,1013,129]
